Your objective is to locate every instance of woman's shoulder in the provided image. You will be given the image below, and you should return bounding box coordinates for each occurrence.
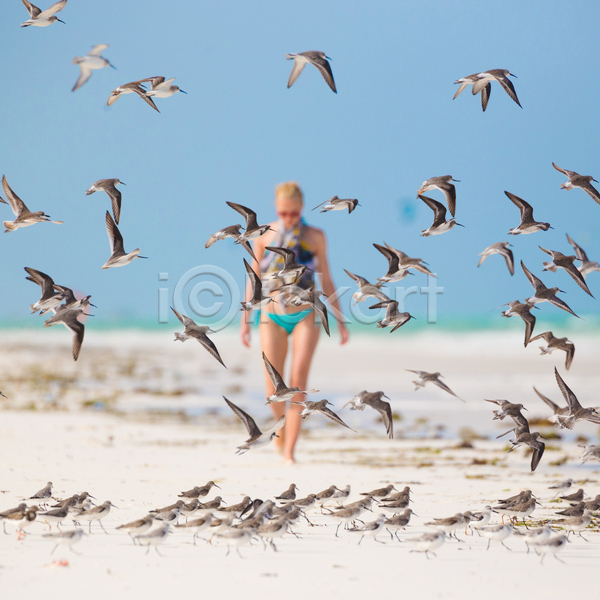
[303,223,326,239]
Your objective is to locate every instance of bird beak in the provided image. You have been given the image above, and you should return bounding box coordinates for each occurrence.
[90,303,98,308]
[109,63,117,70]
[594,179,599,183]
[326,56,333,61]
[510,73,517,78]
[180,90,188,94]
[215,484,221,490]
[57,18,66,24]
[121,182,127,186]
[455,222,465,227]
[548,226,554,230]
[138,256,148,259]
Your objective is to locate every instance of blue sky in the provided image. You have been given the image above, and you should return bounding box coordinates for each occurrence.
[2,0,599,331]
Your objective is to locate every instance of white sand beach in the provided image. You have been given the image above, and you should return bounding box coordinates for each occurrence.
[1,328,599,600]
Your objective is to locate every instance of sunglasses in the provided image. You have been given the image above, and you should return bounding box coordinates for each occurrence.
[277,211,301,218]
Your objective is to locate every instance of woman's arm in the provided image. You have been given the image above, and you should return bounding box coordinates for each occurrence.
[312,229,349,345]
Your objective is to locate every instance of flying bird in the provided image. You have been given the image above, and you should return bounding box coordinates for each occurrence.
[205,225,257,261]
[240,259,273,312]
[566,234,600,279]
[262,351,318,404]
[102,211,146,269]
[407,370,464,402]
[532,386,569,424]
[21,0,66,27]
[554,367,600,429]
[499,300,537,347]
[505,191,552,235]
[72,45,115,91]
[292,399,356,432]
[418,194,464,236]
[478,242,514,275]
[86,179,125,224]
[223,396,285,454]
[2,175,63,232]
[43,306,86,361]
[552,162,600,206]
[520,261,579,318]
[344,269,390,304]
[24,267,65,314]
[370,300,414,332]
[171,307,226,368]
[453,73,491,111]
[529,332,575,371]
[312,196,359,213]
[286,51,336,93]
[344,390,393,439]
[417,176,459,217]
[373,243,412,283]
[539,246,594,297]
[454,69,521,109]
[107,78,159,112]
[144,77,187,99]
[226,202,273,243]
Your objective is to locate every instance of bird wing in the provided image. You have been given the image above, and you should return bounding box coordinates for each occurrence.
[243,258,262,302]
[432,379,465,402]
[66,315,84,361]
[554,368,583,413]
[344,269,369,288]
[226,202,258,230]
[364,397,393,439]
[373,243,400,274]
[238,238,257,261]
[132,87,160,112]
[419,194,447,226]
[520,261,545,292]
[265,246,295,268]
[481,82,491,111]
[438,181,457,217]
[88,44,109,57]
[317,405,357,432]
[565,344,575,371]
[496,73,522,107]
[72,66,92,92]
[312,196,337,211]
[579,181,600,205]
[171,306,195,329]
[2,175,29,216]
[547,295,579,318]
[105,211,124,255]
[197,333,226,368]
[529,331,552,343]
[499,246,514,275]
[563,263,594,297]
[223,396,261,438]
[38,0,67,18]
[312,298,330,336]
[520,309,536,347]
[24,267,54,293]
[552,162,577,179]
[566,234,588,262]
[262,351,287,390]
[505,191,533,223]
[287,57,306,88]
[530,441,545,472]
[309,55,337,93]
[105,184,122,224]
[22,0,41,18]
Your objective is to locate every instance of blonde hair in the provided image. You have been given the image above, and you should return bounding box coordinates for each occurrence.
[275,181,304,204]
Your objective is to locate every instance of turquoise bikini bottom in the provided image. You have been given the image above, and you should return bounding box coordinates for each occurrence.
[255,309,313,335]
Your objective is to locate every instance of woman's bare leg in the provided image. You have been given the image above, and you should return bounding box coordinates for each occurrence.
[259,316,289,450]
[285,314,321,462]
